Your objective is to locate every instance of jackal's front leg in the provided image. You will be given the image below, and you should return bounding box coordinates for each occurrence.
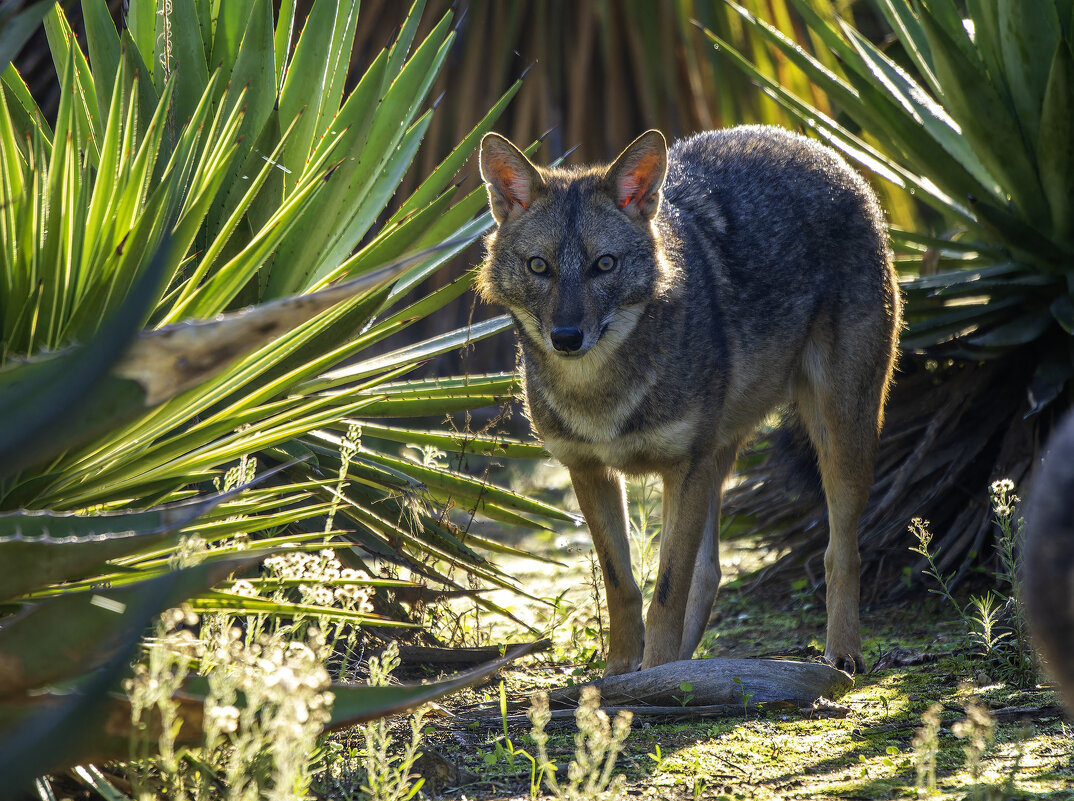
[642,458,720,669]
[569,465,643,676]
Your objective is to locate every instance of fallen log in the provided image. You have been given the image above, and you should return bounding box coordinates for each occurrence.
[546,657,853,709]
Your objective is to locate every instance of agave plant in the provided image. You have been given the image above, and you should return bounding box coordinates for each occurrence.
[702,0,1073,593]
[0,0,569,787]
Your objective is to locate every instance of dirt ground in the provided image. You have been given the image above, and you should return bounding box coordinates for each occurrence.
[367,471,1074,801]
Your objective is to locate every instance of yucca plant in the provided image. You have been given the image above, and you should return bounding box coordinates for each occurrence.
[702,0,1073,594]
[0,0,567,789]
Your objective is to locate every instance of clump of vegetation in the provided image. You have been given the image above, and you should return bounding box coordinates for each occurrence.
[0,0,567,789]
[123,605,335,800]
[353,642,429,801]
[909,691,1031,801]
[528,687,633,801]
[911,702,942,796]
[951,697,997,799]
[117,519,391,800]
[909,480,1037,686]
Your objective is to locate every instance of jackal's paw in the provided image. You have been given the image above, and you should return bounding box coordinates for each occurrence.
[602,657,641,677]
[639,649,679,672]
[823,650,866,676]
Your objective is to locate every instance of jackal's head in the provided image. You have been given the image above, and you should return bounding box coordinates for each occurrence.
[477,131,670,360]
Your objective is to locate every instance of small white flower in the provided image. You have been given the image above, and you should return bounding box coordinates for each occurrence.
[208,704,240,734]
[180,603,199,626]
[231,579,259,597]
[990,478,1015,495]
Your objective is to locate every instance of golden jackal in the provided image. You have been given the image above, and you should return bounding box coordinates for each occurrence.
[478,126,901,676]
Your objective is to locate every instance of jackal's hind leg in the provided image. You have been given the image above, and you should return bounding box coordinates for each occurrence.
[569,465,643,676]
[798,340,888,675]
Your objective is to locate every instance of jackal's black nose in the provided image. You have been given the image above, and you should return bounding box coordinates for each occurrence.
[551,326,584,353]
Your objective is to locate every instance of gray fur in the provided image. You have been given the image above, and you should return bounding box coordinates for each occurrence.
[1024,410,1074,711]
[479,125,901,675]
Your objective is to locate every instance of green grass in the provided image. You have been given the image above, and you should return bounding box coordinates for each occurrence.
[373,470,1074,800]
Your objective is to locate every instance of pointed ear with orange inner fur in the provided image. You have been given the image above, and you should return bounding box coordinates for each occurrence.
[479,133,545,224]
[605,130,668,221]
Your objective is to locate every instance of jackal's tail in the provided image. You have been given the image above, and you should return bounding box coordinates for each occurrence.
[724,406,825,528]
[768,406,824,503]
[1024,409,1074,712]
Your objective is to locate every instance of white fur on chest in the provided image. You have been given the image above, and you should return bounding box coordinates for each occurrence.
[543,414,699,473]
[543,374,654,442]
[531,329,657,443]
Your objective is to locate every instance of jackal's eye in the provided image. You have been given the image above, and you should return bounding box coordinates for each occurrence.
[595,254,617,272]
[528,256,548,275]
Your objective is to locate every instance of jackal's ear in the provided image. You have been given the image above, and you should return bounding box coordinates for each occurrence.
[480,133,544,224]
[605,130,667,221]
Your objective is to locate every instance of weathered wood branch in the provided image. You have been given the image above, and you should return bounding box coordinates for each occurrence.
[545,658,852,709]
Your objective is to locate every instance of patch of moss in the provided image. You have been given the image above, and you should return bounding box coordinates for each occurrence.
[403,477,1073,800]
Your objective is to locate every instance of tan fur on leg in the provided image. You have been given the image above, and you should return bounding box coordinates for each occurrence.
[569,465,643,675]
[642,457,721,669]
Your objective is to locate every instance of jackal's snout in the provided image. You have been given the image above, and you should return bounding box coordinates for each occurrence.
[550,326,584,353]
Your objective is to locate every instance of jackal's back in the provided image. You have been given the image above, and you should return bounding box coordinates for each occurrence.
[660,126,893,358]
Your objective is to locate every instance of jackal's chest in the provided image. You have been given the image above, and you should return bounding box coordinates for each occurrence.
[539,414,699,475]
[541,414,700,470]
[523,347,698,472]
